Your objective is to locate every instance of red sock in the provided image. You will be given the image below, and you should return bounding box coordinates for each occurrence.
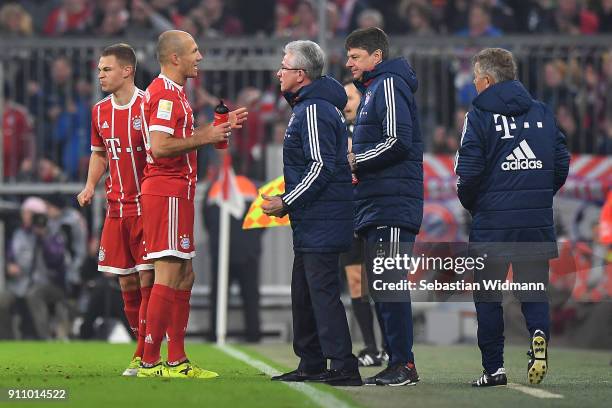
[167,289,191,364]
[121,289,141,339]
[142,284,175,365]
[134,286,152,359]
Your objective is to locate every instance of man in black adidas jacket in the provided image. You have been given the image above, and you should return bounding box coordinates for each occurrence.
[454,48,570,387]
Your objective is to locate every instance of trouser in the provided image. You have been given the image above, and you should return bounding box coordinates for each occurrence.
[474,259,550,374]
[210,259,261,342]
[291,251,358,372]
[363,226,416,366]
[25,282,70,340]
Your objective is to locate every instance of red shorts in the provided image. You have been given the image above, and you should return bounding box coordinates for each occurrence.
[98,215,153,275]
[142,195,196,260]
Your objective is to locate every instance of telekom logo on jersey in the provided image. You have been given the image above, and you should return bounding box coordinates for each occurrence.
[107,137,121,160]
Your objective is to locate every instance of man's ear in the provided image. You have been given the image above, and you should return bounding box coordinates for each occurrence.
[373,49,383,64]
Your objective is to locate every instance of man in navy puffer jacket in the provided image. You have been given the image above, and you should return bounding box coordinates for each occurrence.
[455,48,569,388]
[346,27,423,387]
[262,40,360,386]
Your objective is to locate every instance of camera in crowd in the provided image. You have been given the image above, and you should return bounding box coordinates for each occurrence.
[32,213,48,228]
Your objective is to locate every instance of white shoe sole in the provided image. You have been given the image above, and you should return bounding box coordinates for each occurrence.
[122,368,138,376]
[528,334,547,384]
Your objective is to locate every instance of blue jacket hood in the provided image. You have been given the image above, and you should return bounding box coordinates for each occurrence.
[283,75,347,110]
[358,57,418,93]
[473,80,533,116]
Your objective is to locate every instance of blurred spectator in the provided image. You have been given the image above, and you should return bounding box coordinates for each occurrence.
[432,125,451,154]
[43,0,93,36]
[357,8,385,29]
[326,1,341,37]
[556,104,579,149]
[444,0,471,33]
[517,0,553,33]
[189,0,243,38]
[474,0,517,33]
[17,157,69,183]
[601,0,612,32]
[274,1,295,36]
[45,194,88,294]
[148,0,183,27]
[597,117,612,154]
[287,0,319,38]
[93,0,129,37]
[400,3,435,35]
[335,0,370,35]
[48,62,92,180]
[7,197,68,340]
[0,3,33,37]
[124,0,174,37]
[2,99,34,181]
[456,4,502,37]
[538,0,599,34]
[232,87,266,178]
[542,60,574,112]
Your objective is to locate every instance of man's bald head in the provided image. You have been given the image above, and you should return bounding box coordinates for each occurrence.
[157,30,193,65]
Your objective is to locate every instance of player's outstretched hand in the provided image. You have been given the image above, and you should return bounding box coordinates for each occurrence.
[77,186,94,207]
[194,121,232,146]
[229,107,248,129]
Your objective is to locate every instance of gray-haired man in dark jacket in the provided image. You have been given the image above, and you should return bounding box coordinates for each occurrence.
[263,40,361,386]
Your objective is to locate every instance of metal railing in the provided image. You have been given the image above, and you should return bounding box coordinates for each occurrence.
[1,35,611,183]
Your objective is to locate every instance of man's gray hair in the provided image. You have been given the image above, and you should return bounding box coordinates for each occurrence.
[472,48,517,83]
[284,40,325,80]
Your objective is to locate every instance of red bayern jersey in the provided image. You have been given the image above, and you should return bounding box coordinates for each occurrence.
[141,74,197,200]
[91,88,147,218]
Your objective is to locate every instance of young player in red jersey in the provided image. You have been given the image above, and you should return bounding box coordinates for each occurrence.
[137,30,248,378]
[77,43,154,376]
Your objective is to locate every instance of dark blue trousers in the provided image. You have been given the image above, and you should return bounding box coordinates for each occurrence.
[474,259,550,374]
[291,251,358,372]
[364,226,416,366]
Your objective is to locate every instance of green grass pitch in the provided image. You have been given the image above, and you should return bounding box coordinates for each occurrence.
[0,342,610,407]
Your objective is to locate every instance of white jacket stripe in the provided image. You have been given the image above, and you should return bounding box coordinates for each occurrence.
[284,105,323,205]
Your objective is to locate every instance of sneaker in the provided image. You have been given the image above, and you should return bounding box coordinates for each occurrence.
[363,365,393,385]
[357,349,383,367]
[271,369,324,382]
[306,369,362,386]
[122,356,141,377]
[472,368,507,387]
[527,329,548,384]
[167,360,219,379]
[136,361,170,378]
[378,350,389,364]
[374,363,419,386]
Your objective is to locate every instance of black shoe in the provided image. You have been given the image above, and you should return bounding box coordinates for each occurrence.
[363,365,392,385]
[306,369,363,386]
[527,329,548,384]
[357,349,383,367]
[271,369,323,382]
[374,363,419,386]
[472,368,507,387]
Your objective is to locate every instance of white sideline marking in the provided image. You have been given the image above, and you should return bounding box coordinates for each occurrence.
[217,345,355,408]
[508,383,564,399]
